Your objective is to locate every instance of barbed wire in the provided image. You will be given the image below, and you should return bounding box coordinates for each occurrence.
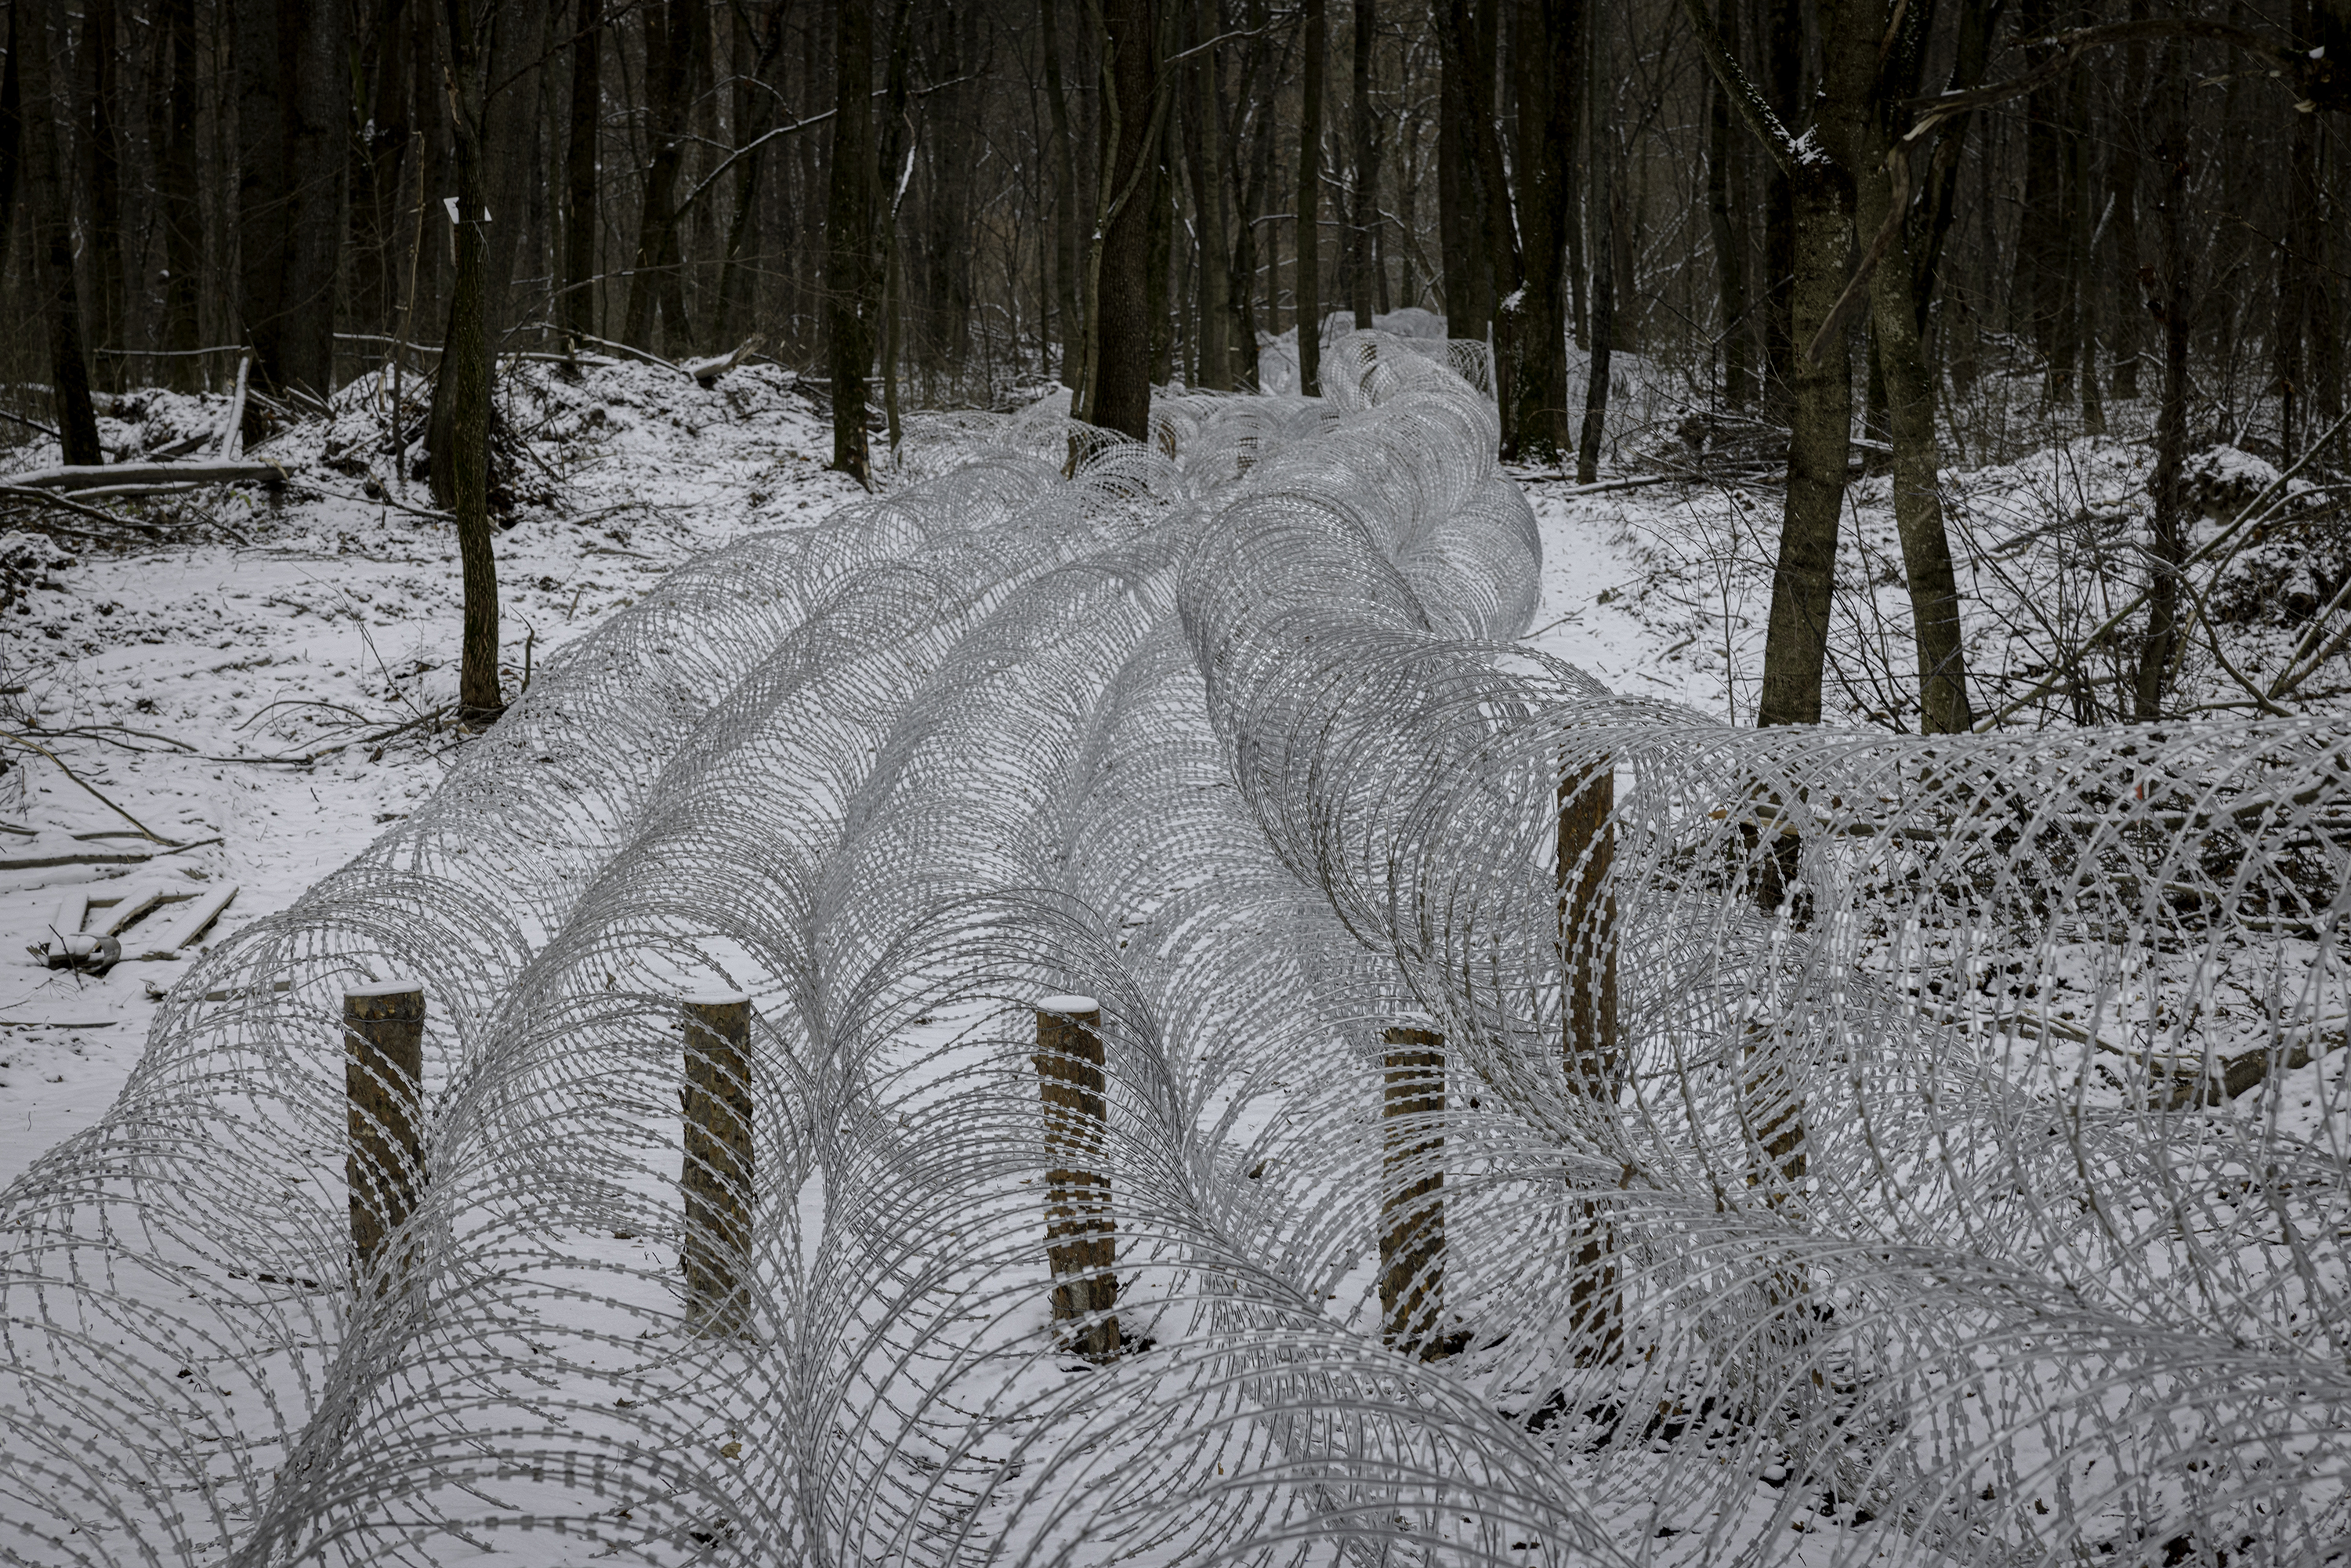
[2,333,2343,1567]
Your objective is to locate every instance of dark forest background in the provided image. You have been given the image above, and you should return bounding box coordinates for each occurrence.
[2,0,2347,724]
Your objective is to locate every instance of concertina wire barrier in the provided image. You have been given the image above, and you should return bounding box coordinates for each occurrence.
[0,331,2345,1568]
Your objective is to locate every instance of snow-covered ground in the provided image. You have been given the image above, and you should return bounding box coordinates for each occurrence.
[0,361,864,1186]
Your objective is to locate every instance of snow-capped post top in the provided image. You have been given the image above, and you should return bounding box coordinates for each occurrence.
[682,990,752,1009]
[345,978,424,1000]
[1039,994,1099,1016]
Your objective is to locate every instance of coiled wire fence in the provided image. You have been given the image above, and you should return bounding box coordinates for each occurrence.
[2,334,2346,1568]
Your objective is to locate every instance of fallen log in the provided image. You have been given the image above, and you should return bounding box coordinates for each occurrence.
[0,458,285,493]
[681,337,766,389]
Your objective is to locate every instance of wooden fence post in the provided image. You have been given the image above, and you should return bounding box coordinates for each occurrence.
[1559,759,1625,1362]
[682,992,755,1336]
[1035,994,1118,1361]
[1737,796,1809,1208]
[345,980,426,1291]
[1380,1024,1451,1359]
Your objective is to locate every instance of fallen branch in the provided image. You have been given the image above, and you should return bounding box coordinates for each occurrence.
[219,355,251,457]
[0,732,181,844]
[0,484,168,534]
[2,458,285,493]
[681,336,766,389]
[1526,472,1688,496]
[297,480,455,523]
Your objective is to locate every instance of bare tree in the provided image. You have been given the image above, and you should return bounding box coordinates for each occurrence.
[236,0,348,404]
[427,0,506,726]
[826,0,876,484]
[1295,0,1324,396]
[17,0,103,464]
[1347,0,1377,330]
[1080,0,1160,440]
[1682,0,1855,728]
[621,0,700,353]
[1506,0,1582,462]
[560,0,602,360]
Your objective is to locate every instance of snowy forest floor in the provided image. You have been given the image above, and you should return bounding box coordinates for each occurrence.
[2,355,2343,1187]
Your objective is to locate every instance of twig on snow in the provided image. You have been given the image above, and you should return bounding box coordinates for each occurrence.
[0,732,181,844]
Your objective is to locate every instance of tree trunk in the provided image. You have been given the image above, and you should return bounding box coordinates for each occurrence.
[1085,0,1158,439]
[1183,0,1231,389]
[716,3,789,350]
[2075,100,2105,438]
[1756,158,1853,728]
[1704,0,1751,411]
[621,0,697,353]
[2135,53,2191,721]
[1295,0,1324,394]
[1043,0,1085,391]
[2277,0,2324,463]
[1685,0,1857,728]
[1149,101,1176,386]
[0,2,18,268]
[81,0,124,384]
[18,0,102,465]
[1349,0,1377,328]
[2107,19,2146,400]
[825,0,875,483]
[1758,0,1799,425]
[1230,1,1276,390]
[561,0,603,355]
[442,0,502,726]
[157,0,202,385]
[1857,194,1971,731]
[1435,0,1480,338]
[1509,0,1581,462]
[877,3,912,443]
[237,0,346,403]
[483,2,548,351]
[1838,0,1972,733]
[2010,0,2070,379]
[1574,154,1614,484]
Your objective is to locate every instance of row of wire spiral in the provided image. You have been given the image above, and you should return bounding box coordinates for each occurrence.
[2,331,2346,1566]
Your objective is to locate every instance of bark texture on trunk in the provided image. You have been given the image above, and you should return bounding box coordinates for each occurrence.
[18,0,103,465]
[826,0,875,485]
[1843,0,1971,733]
[157,0,203,382]
[1229,0,1277,391]
[1295,0,1324,396]
[83,0,125,378]
[1704,0,1751,411]
[1043,0,1085,390]
[237,0,347,401]
[2135,56,2192,721]
[1759,107,1854,726]
[562,0,603,354]
[1349,0,1378,328]
[1086,0,1159,440]
[1758,0,1799,424]
[1184,0,1232,389]
[621,0,697,353]
[0,2,19,266]
[1508,0,1582,462]
[442,0,502,726]
[1574,157,1614,485]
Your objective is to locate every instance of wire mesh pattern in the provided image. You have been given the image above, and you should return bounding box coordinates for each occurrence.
[2,333,2346,1567]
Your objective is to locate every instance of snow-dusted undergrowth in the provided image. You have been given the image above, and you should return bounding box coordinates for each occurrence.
[1,336,2346,1566]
